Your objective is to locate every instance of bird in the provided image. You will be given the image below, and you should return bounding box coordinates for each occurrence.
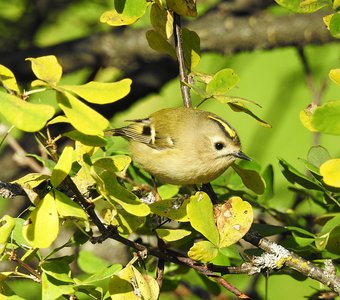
[108,107,250,185]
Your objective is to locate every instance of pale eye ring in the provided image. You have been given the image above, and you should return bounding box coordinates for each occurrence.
[214,142,225,150]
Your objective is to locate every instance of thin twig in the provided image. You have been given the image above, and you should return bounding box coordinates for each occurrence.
[173,13,192,108]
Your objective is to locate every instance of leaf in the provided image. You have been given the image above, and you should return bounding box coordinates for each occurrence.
[41,272,74,300]
[61,79,132,104]
[182,28,200,69]
[156,228,191,242]
[13,173,50,189]
[57,91,109,135]
[320,159,340,188]
[315,215,340,253]
[329,68,340,85]
[78,250,109,274]
[330,12,340,39]
[150,3,173,39]
[232,164,266,195]
[146,30,176,57]
[307,145,331,168]
[166,0,197,17]
[215,197,253,248]
[149,198,189,222]
[54,190,88,221]
[187,192,219,246]
[312,101,340,135]
[26,55,62,85]
[278,158,323,190]
[0,91,55,132]
[113,208,146,235]
[63,130,107,147]
[300,104,318,132]
[51,146,74,188]
[274,0,329,13]
[0,64,20,93]
[157,184,179,199]
[109,265,159,300]
[91,167,150,216]
[228,101,271,127]
[41,257,74,283]
[100,0,147,26]
[206,68,239,96]
[93,155,132,174]
[23,192,59,248]
[0,215,15,253]
[187,240,218,262]
[82,264,122,284]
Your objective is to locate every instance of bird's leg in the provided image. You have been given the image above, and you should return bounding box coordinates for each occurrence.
[201,182,219,205]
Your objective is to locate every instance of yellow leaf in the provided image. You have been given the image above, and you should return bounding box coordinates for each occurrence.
[323,14,334,29]
[26,55,62,85]
[215,197,253,248]
[23,192,59,248]
[166,0,197,17]
[320,159,340,188]
[0,65,20,93]
[51,146,74,188]
[149,198,189,222]
[299,104,318,132]
[156,228,191,242]
[188,240,218,262]
[150,3,174,39]
[329,69,340,85]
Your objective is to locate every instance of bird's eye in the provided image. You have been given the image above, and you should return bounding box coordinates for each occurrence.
[214,142,225,150]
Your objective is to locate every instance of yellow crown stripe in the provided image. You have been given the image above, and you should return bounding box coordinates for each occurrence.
[208,116,236,138]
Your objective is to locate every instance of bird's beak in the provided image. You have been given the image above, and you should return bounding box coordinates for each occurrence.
[234,151,251,161]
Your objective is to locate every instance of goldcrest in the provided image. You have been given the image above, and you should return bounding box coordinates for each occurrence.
[109,107,250,185]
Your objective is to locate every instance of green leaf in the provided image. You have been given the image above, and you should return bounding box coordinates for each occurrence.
[61,79,132,104]
[315,215,340,253]
[157,184,179,199]
[320,159,340,188]
[149,198,189,222]
[166,0,197,17]
[329,68,340,85]
[100,0,147,26]
[206,68,239,96]
[156,228,191,242]
[187,240,218,262]
[78,250,109,274]
[91,167,150,216]
[182,28,200,69]
[63,130,107,147]
[278,158,323,190]
[307,145,331,168]
[146,30,176,57]
[26,55,62,85]
[82,264,122,284]
[93,155,132,174]
[23,192,59,248]
[215,197,253,248]
[312,101,340,135]
[0,215,15,253]
[113,208,146,235]
[227,101,271,128]
[260,165,274,202]
[54,190,88,221]
[232,163,266,194]
[41,272,74,300]
[57,91,109,135]
[0,64,20,93]
[330,12,340,38]
[150,3,173,39]
[41,257,74,283]
[0,91,55,132]
[187,192,219,246]
[51,146,74,188]
[274,0,329,13]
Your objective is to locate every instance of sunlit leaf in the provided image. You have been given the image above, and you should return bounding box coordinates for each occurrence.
[274,0,329,13]
[23,192,59,248]
[93,155,132,174]
[0,64,20,93]
[215,197,253,248]
[330,13,340,38]
[41,272,74,300]
[54,190,88,221]
[63,130,107,147]
[51,146,74,188]
[300,104,318,132]
[113,208,146,235]
[26,55,62,85]
[206,68,239,95]
[232,164,266,194]
[188,240,218,262]
[100,0,147,26]
[0,91,55,132]
[320,159,340,188]
[187,192,219,246]
[166,0,197,17]
[57,91,109,135]
[0,215,15,253]
[182,28,200,69]
[156,228,191,242]
[157,184,179,199]
[312,101,340,135]
[329,69,340,85]
[149,198,189,222]
[61,79,132,104]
